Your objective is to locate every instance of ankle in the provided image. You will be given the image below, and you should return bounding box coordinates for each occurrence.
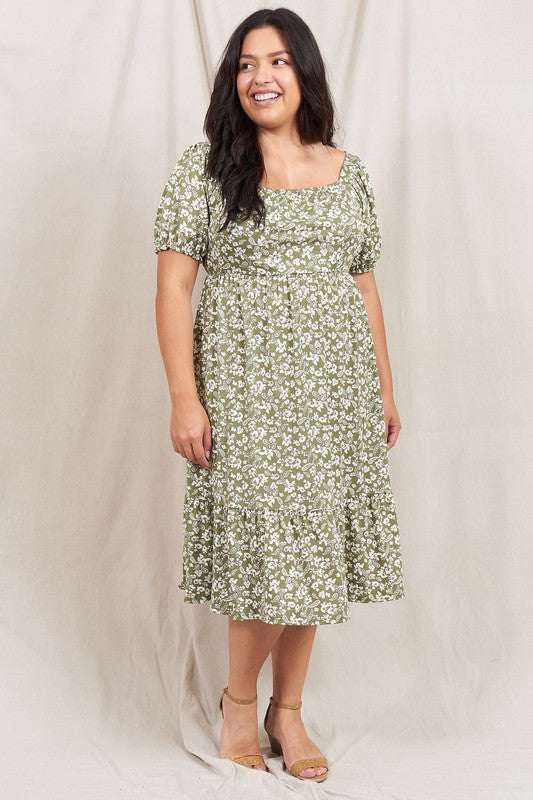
[224,685,257,704]
[270,696,303,717]
[271,706,302,723]
[226,684,257,701]
[271,694,303,709]
[267,703,304,732]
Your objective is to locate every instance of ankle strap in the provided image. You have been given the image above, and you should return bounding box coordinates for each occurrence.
[270,695,302,710]
[222,686,257,704]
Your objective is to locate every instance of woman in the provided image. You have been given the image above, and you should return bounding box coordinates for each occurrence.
[154,7,405,783]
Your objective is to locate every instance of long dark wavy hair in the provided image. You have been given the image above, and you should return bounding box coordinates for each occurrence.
[203,7,341,231]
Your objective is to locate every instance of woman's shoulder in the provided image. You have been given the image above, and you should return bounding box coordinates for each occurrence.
[187,139,210,152]
[169,140,210,182]
[182,139,210,161]
[342,150,377,193]
[342,149,368,172]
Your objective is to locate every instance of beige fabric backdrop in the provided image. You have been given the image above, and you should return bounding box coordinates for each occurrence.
[2,0,532,797]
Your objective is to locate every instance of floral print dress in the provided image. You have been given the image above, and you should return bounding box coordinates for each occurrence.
[154,140,405,625]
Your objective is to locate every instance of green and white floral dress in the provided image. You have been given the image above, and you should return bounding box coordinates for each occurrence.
[154,140,405,625]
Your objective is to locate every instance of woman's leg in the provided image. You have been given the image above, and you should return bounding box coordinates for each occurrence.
[219,616,285,770]
[266,624,327,778]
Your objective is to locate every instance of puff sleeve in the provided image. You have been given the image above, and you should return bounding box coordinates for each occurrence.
[349,157,382,274]
[154,141,209,261]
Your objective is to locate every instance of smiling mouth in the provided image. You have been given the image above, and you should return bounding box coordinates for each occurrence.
[250,92,282,106]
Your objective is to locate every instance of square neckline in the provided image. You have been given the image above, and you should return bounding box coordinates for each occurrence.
[257,149,349,193]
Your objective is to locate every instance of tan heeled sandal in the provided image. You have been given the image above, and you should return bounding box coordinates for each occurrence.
[263,695,329,782]
[219,687,268,771]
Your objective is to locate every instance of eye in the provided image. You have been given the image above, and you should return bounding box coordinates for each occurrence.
[239,58,289,70]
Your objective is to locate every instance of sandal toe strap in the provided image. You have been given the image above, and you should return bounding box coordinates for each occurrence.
[232,753,266,768]
[288,757,328,777]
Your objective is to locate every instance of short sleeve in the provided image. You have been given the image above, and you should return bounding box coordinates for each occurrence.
[349,157,382,274]
[154,141,209,261]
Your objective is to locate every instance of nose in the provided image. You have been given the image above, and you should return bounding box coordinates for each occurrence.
[254,62,274,86]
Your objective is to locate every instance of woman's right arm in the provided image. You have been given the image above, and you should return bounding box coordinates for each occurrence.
[155,249,212,469]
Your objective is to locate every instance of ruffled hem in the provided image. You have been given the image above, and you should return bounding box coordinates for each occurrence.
[177,590,406,626]
[177,488,406,626]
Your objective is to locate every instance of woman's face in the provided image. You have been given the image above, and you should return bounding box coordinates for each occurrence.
[236,26,301,130]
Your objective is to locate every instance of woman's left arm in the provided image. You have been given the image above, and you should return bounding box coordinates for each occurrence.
[353,271,402,450]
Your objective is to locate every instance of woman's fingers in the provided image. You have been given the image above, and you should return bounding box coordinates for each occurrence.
[190,435,212,469]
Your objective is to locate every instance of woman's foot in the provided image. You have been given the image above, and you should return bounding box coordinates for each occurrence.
[219,691,267,770]
[265,702,327,778]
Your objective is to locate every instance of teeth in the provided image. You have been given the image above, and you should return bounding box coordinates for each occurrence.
[253,92,280,100]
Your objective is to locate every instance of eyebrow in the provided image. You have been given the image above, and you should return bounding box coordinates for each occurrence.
[239,50,291,58]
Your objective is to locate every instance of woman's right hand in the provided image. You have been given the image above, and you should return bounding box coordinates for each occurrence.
[170,397,212,469]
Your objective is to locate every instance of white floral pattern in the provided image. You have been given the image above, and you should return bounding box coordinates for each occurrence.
[154,141,405,624]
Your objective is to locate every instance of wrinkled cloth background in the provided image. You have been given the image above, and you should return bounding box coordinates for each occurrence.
[1,1,532,798]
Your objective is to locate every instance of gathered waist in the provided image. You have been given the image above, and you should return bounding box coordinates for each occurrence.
[205,261,352,279]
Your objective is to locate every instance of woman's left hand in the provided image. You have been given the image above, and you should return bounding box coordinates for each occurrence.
[382,395,402,449]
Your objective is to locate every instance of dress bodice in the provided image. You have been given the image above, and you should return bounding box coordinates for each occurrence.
[154,140,383,279]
